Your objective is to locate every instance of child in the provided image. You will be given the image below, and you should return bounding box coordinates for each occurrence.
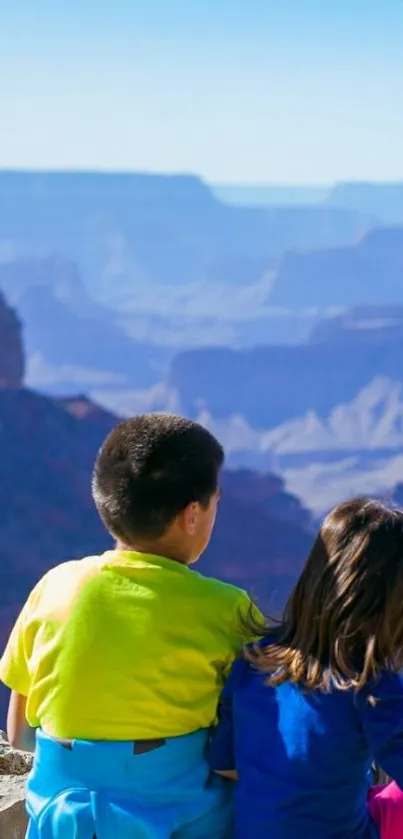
[209,498,403,839]
[0,413,255,839]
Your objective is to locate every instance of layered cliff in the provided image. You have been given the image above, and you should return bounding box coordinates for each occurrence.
[169,304,403,429]
[269,227,403,309]
[0,292,24,388]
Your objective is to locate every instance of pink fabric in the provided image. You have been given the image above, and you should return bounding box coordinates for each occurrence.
[367,783,403,838]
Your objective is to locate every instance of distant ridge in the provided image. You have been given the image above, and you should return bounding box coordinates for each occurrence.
[213,183,331,206]
[327,182,403,224]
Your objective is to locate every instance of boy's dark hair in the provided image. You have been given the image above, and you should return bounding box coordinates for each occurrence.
[245,498,403,693]
[92,413,224,542]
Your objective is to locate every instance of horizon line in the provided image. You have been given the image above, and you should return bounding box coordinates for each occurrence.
[0,168,402,188]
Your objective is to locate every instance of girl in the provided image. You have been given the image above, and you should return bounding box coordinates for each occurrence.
[209,498,403,838]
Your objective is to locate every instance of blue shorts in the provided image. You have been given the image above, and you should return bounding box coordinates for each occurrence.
[26,729,232,839]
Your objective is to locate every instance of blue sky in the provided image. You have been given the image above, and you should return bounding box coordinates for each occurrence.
[0,0,402,183]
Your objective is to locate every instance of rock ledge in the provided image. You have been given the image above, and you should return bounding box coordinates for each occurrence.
[0,732,31,839]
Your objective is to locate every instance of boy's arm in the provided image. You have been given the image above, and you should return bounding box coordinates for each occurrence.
[223,591,265,679]
[237,591,265,643]
[0,576,46,751]
[7,691,36,752]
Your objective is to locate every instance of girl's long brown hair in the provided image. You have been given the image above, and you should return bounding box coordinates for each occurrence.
[246,498,403,692]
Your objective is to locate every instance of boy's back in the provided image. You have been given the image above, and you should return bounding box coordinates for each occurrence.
[0,412,252,839]
[0,549,250,740]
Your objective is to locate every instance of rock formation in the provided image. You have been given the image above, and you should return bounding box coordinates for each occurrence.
[0,732,32,839]
[169,304,403,429]
[269,227,403,309]
[0,293,24,388]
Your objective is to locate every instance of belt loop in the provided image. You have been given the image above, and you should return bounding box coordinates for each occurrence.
[50,735,73,751]
[133,738,165,756]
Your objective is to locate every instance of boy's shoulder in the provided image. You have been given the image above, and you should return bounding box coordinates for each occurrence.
[41,554,102,581]
[190,568,250,612]
[30,555,104,606]
[190,572,259,655]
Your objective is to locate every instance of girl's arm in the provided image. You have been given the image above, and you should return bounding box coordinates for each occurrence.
[358,672,403,786]
[208,659,245,777]
[7,691,36,752]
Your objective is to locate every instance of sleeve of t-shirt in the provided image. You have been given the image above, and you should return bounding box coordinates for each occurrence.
[224,590,265,677]
[208,657,246,772]
[0,576,47,697]
[356,671,403,787]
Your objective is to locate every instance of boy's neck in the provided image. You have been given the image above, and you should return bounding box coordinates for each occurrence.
[115,539,193,567]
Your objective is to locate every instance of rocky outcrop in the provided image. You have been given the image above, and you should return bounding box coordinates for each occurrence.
[0,256,91,311]
[0,293,24,388]
[0,732,32,839]
[269,226,403,309]
[169,303,403,429]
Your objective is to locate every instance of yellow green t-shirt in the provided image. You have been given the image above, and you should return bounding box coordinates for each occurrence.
[0,550,255,740]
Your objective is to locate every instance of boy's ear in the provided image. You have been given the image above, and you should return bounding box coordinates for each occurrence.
[182,502,199,535]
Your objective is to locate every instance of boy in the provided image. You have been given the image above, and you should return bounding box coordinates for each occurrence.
[0,413,255,839]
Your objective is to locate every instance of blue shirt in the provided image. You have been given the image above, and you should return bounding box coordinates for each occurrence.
[209,648,403,838]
